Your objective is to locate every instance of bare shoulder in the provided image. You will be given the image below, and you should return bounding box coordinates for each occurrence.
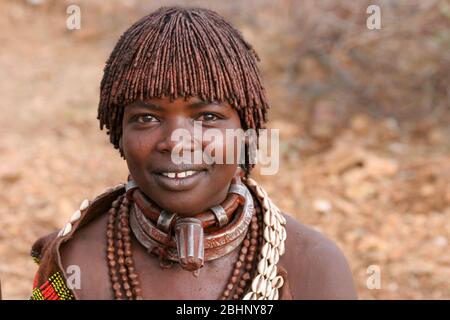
[280,213,358,299]
[59,212,112,299]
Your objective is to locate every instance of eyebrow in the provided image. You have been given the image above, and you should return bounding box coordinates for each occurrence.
[188,101,224,109]
[130,100,225,111]
[129,101,164,111]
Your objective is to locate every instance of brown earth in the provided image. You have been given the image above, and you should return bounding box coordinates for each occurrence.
[0,0,449,299]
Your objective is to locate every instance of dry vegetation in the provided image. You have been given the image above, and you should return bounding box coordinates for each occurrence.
[0,0,449,299]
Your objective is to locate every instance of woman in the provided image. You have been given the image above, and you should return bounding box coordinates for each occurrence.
[30,6,357,300]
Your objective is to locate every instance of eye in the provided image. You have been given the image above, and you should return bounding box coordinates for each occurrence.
[196,112,221,122]
[134,114,159,123]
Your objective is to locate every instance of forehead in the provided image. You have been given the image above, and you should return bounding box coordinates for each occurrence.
[125,96,234,113]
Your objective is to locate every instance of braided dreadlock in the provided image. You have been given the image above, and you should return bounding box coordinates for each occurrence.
[98,6,269,176]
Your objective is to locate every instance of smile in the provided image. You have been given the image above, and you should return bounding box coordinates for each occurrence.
[152,169,208,191]
[160,170,200,179]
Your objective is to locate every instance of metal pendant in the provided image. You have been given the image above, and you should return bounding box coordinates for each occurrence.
[174,218,205,271]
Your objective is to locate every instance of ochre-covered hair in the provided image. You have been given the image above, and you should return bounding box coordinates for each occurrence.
[98,6,269,175]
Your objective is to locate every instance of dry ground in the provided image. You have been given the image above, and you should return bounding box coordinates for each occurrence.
[0,1,449,299]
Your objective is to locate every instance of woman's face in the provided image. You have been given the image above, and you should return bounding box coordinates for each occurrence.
[122,96,243,216]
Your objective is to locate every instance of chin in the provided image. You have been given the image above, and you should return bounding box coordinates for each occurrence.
[154,197,206,216]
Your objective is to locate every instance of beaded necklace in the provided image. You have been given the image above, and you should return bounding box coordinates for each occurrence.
[106,177,287,300]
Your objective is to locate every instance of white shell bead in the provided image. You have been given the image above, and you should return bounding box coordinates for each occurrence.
[264,226,271,242]
[268,288,277,300]
[264,211,271,226]
[274,232,281,247]
[273,218,281,232]
[278,241,286,256]
[264,263,274,278]
[243,292,254,300]
[269,248,280,264]
[257,276,267,294]
[270,229,278,247]
[61,223,72,236]
[260,187,268,198]
[270,228,277,245]
[261,242,271,258]
[275,212,283,224]
[257,258,268,274]
[273,289,279,300]
[269,264,278,280]
[271,204,280,214]
[69,210,81,223]
[251,274,262,293]
[263,197,270,210]
[280,227,287,241]
[265,210,272,227]
[263,262,271,278]
[256,186,265,198]
[79,199,89,211]
[264,279,272,297]
[279,213,287,224]
[272,212,279,227]
[272,275,284,289]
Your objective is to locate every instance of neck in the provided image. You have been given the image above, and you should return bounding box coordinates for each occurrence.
[126,174,252,271]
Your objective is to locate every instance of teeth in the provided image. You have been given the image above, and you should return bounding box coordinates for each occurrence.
[186,170,196,177]
[167,172,176,178]
[161,170,198,178]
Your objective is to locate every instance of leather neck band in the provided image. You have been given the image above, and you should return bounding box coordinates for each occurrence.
[128,175,246,231]
[128,179,254,271]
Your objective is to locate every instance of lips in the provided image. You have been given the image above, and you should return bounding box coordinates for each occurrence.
[152,164,209,175]
[151,165,210,191]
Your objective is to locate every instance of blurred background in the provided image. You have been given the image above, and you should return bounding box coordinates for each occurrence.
[0,0,449,299]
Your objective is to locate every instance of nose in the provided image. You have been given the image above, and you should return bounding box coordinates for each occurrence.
[155,117,200,154]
